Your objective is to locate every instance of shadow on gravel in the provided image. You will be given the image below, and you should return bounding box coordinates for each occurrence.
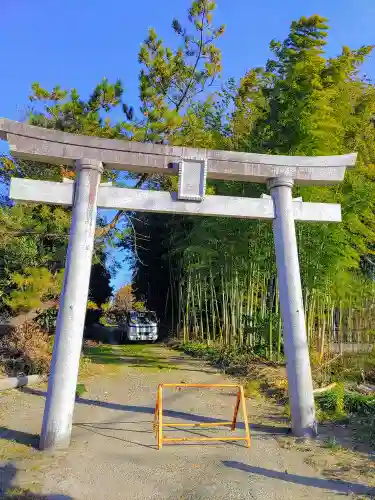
[0,427,39,449]
[21,387,288,438]
[74,420,248,449]
[73,422,155,450]
[222,460,375,497]
[0,462,72,499]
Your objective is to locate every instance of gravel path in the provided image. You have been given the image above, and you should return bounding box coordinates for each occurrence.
[0,345,373,499]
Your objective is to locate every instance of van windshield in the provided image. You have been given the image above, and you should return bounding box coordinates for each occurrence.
[129,311,157,325]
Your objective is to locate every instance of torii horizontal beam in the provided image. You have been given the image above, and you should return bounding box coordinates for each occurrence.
[0,119,356,184]
[10,178,342,222]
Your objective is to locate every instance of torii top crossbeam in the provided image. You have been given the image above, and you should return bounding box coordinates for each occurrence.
[0,119,356,184]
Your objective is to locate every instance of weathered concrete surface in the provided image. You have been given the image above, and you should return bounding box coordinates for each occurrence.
[0,119,356,184]
[40,159,103,450]
[11,178,342,222]
[1,346,373,500]
[269,178,316,437]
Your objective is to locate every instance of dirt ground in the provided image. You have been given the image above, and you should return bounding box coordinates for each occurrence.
[0,345,374,500]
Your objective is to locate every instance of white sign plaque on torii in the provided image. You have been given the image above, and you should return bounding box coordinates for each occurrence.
[0,119,356,450]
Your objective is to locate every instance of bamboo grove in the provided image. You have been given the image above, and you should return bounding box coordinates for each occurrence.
[130,7,375,362]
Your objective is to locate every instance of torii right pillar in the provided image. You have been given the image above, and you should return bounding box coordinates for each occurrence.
[268,177,317,437]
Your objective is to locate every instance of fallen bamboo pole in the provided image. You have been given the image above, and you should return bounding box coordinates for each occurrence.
[0,374,46,391]
[313,382,337,395]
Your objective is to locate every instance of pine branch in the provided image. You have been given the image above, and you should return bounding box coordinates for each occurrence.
[94,173,149,239]
[175,10,205,112]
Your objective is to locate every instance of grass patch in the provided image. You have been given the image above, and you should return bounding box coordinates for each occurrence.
[0,425,39,462]
[75,383,86,397]
[0,440,38,461]
[304,447,375,488]
[1,487,44,499]
[244,380,262,399]
[323,436,344,452]
[82,344,177,373]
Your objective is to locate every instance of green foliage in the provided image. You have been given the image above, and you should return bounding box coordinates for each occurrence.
[98,315,111,327]
[315,384,375,420]
[315,383,345,416]
[133,301,146,311]
[75,383,87,398]
[5,268,63,312]
[34,307,58,333]
[181,343,375,420]
[344,391,375,415]
[179,342,214,358]
[29,79,126,138]
[0,202,71,315]
[138,0,224,142]
[228,14,375,295]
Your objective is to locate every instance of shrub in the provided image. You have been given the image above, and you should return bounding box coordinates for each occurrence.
[0,322,52,376]
[315,384,375,419]
[344,391,375,415]
[315,383,345,414]
[34,307,58,334]
[178,342,256,374]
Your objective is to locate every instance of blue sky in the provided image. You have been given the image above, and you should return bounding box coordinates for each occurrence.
[1,0,375,290]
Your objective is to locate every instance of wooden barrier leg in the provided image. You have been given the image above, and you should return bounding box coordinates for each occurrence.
[231,391,241,431]
[157,385,163,450]
[240,386,251,448]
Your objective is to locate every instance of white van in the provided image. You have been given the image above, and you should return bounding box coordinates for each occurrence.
[125,310,158,342]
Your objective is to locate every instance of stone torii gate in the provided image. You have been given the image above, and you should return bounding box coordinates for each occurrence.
[0,119,356,450]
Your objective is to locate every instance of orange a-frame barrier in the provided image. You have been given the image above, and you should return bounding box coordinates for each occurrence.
[153,383,251,449]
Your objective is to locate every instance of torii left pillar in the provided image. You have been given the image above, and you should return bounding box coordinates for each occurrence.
[40,158,103,450]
